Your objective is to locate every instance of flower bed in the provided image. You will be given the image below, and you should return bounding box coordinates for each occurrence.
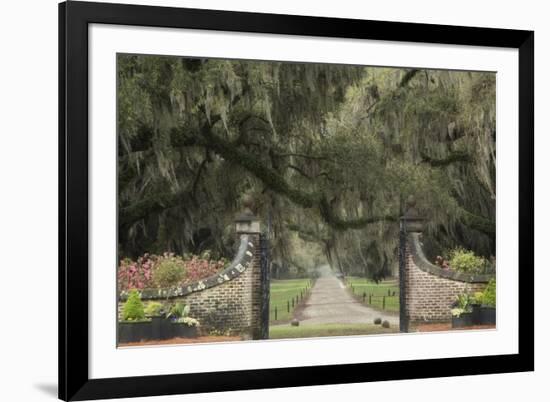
[118,251,227,292]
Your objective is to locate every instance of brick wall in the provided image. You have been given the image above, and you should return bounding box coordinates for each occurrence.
[162,234,261,338]
[403,241,487,324]
[118,229,265,339]
[399,206,493,330]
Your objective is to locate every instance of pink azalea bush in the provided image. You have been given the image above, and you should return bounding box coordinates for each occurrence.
[118,253,155,291]
[185,255,227,283]
[118,251,227,292]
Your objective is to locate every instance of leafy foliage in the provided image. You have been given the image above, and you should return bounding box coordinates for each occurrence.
[481,278,496,307]
[117,55,496,280]
[451,292,474,317]
[122,290,146,321]
[166,302,200,326]
[473,292,485,305]
[152,256,186,289]
[144,301,164,317]
[167,302,190,319]
[448,248,488,274]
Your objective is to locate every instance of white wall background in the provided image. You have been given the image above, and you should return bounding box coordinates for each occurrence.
[0,0,546,401]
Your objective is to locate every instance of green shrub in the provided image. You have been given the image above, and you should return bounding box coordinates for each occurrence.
[152,258,186,289]
[481,278,496,307]
[167,302,190,319]
[456,293,473,310]
[448,248,488,274]
[144,302,164,317]
[122,290,145,321]
[473,292,484,305]
[451,292,474,317]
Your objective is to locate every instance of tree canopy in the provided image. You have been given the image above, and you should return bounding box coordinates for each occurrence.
[117,54,496,280]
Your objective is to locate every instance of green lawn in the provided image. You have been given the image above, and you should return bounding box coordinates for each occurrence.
[270,278,312,323]
[269,323,397,339]
[346,277,399,313]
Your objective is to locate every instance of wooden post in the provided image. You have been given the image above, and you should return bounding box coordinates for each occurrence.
[275,306,277,321]
[287,300,290,312]
[383,296,386,310]
[369,294,372,304]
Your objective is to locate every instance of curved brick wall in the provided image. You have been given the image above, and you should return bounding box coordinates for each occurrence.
[404,233,491,324]
[118,232,263,338]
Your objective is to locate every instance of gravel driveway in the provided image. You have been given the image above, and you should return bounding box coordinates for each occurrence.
[295,274,399,326]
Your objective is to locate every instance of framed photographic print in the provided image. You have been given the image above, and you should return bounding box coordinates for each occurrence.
[59,1,534,400]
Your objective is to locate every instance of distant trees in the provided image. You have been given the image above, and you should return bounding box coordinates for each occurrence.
[118,55,495,279]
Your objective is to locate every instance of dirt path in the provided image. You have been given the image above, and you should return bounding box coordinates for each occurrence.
[295,273,399,326]
[118,335,241,347]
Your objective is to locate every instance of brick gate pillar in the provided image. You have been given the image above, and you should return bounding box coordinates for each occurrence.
[235,201,263,339]
[399,197,425,333]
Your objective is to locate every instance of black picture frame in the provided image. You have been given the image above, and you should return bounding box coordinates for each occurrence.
[59,1,534,400]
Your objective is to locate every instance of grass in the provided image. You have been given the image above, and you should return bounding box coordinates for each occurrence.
[346,277,399,313]
[270,278,312,323]
[269,323,397,339]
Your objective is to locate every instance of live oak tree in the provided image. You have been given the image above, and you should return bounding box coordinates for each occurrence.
[117,55,495,280]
